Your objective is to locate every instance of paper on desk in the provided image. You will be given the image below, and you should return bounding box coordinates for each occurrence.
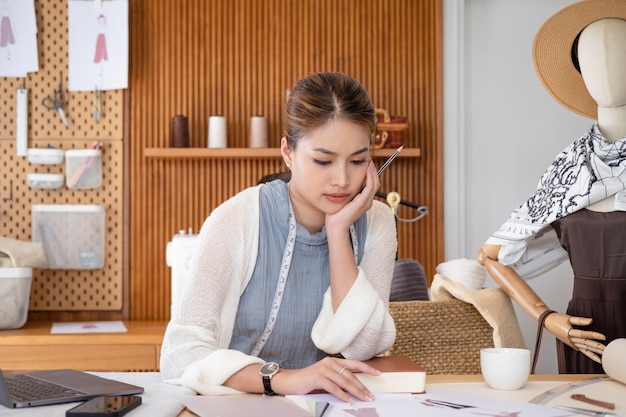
[182,395,312,417]
[419,390,572,417]
[287,391,572,417]
[51,320,127,334]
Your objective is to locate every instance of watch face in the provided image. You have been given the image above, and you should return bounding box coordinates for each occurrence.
[259,362,280,376]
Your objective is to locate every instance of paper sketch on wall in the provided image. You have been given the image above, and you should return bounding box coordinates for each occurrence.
[1,15,15,48]
[68,0,128,91]
[94,13,108,64]
[0,0,39,77]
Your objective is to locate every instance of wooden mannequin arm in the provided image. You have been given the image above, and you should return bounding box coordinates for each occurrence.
[477,244,606,363]
[477,244,550,322]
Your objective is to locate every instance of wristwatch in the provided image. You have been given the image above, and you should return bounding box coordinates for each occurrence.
[259,362,280,396]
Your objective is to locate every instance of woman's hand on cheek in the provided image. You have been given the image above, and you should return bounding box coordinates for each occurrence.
[326,161,379,230]
[359,160,379,201]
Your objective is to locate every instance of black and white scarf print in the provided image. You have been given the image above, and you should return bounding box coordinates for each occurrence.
[487,123,626,266]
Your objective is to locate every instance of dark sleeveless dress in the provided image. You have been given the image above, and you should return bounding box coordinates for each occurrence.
[551,209,626,374]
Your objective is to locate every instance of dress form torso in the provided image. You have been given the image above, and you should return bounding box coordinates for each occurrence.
[554,18,626,372]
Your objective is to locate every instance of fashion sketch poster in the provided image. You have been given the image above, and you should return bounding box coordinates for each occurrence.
[68,0,128,91]
[0,0,38,77]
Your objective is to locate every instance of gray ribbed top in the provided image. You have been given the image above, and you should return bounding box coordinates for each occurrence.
[229,180,366,369]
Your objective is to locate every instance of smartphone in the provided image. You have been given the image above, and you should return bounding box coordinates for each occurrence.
[66,395,142,417]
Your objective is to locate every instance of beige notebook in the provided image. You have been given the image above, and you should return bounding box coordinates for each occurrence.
[356,356,427,394]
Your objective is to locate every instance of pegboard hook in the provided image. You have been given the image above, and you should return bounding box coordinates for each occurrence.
[2,180,13,202]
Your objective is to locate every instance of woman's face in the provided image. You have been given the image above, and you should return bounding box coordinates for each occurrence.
[282,118,371,231]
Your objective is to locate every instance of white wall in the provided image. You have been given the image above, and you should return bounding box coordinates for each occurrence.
[443,0,592,373]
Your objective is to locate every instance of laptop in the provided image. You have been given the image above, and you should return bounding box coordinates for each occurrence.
[0,369,143,409]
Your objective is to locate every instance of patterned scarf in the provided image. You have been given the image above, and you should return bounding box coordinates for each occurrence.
[487,123,626,270]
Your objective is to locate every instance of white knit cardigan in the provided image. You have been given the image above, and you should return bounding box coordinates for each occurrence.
[160,185,398,395]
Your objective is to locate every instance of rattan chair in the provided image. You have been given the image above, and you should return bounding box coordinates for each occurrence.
[386,299,494,374]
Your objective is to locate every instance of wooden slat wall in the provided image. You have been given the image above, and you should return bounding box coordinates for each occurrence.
[129,0,443,320]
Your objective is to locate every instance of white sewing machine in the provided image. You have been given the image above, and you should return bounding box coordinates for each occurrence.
[165,229,198,317]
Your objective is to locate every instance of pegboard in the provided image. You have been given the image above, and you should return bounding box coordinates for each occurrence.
[0,0,125,312]
[0,139,124,311]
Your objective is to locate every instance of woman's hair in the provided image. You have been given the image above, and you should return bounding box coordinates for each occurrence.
[283,72,376,149]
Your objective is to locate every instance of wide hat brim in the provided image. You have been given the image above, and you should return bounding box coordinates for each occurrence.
[533,0,626,119]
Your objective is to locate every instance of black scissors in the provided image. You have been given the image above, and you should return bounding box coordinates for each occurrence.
[42,74,71,129]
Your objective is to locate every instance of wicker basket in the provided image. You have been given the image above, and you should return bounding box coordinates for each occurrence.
[386,299,494,374]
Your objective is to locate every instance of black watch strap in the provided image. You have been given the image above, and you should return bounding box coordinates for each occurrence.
[262,375,277,396]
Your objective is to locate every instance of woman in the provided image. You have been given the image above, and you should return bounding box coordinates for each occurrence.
[160,72,398,402]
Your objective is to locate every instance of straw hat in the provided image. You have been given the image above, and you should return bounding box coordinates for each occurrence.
[532,0,626,119]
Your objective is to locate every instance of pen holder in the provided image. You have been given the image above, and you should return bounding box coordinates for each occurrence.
[65,149,103,189]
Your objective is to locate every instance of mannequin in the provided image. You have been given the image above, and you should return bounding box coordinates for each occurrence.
[478,15,626,374]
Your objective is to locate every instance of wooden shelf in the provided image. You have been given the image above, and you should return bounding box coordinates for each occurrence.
[144,147,421,160]
[0,321,167,372]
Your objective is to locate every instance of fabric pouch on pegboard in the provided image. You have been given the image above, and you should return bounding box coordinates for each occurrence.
[31,204,105,269]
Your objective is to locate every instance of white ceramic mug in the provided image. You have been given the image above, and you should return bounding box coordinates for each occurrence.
[480,348,531,390]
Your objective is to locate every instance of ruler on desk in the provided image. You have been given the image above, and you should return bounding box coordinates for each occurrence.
[529,376,611,405]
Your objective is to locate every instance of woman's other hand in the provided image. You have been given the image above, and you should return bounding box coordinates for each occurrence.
[272,357,380,403]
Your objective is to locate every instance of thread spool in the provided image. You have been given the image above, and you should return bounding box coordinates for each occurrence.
[208,115,227,148]
[171,115,190,148]
[249,115,268,148]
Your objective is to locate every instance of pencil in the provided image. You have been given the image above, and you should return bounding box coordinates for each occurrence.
[377,144,404,176]
[357,144,405,195]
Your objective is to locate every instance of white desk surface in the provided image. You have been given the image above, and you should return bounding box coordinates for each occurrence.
[1,373,622,417]
[429,374,624,417]
[0,372,194,417]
